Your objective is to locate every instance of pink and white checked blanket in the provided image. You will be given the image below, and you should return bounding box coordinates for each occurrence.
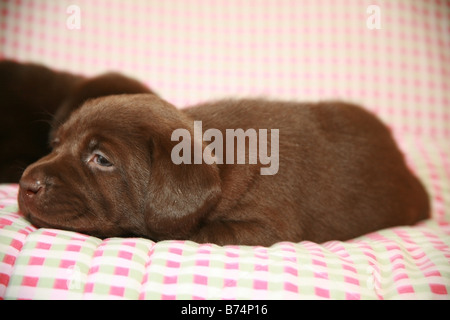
[0,0,449,299]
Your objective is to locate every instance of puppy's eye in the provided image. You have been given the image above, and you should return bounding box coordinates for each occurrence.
[93,154,113,167]
[88,152,114,170]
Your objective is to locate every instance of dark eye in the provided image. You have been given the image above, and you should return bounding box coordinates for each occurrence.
[88,152,114,170]
[93,154,113,167]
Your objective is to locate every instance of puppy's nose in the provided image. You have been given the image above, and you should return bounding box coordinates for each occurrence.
[20,177,44,198]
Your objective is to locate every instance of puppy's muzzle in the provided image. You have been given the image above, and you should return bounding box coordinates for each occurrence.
[18,167,49,216]
[20,175,44,200]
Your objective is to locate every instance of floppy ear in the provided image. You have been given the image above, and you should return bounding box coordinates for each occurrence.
[143,101,221,240]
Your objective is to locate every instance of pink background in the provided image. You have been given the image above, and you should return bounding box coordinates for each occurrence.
[1,0,449,138]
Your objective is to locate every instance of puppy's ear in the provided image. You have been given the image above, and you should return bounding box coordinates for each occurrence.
[50,72,155,142]
[143,100,221,240]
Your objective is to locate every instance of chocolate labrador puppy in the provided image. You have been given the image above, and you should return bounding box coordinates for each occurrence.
[0,60,154,182]
[18,93,430,246]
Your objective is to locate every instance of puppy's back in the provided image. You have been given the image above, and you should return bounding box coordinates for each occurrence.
[184,100,429,244]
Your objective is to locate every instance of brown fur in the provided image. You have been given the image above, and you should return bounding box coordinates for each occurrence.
[18,94,430,246]
[0,60,154,182]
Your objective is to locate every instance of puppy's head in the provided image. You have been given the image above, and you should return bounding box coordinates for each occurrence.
[18,94,221,240]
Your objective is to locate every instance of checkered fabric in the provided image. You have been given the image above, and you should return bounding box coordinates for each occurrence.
[1,178,449,300]
[0,0,449,299]
[1,0,449,138]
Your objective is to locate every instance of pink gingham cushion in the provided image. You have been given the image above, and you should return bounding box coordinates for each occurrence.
[1,137,449,300]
